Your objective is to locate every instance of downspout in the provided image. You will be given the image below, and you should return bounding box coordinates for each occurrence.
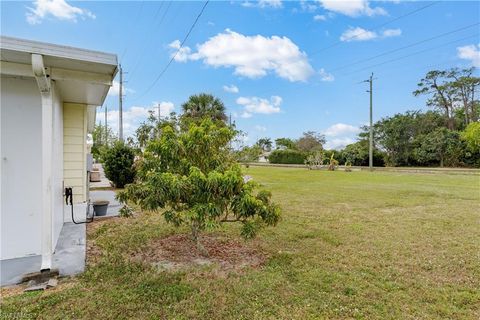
[32,54,53,271]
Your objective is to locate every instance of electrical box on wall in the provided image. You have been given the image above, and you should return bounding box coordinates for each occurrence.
[86,154,93,172]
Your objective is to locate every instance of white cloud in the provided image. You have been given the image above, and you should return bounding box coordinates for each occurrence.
[223,84,239,93]
[236,95,282,118]
[171,29,314,82]
[26,0,95,25]
[324,137,355,150]
[319,68,334,82]
[259,0,282,8]
[240,112,253,118]
[340,27,377,42]
[107,80,134,97]
[242,0,283,8]
[318,0,387,17]
[322,123,360,149]
[313,14,327,21]
[255,125,267,132]
[168,40,192,63]
[299,0,320,12]
[96,102,175,137]
[323,123,360,137]
[382,28,402,38]
[340,27,401,42]
[457,44,480,67]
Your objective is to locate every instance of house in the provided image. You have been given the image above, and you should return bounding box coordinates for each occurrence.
[0,36,117,285]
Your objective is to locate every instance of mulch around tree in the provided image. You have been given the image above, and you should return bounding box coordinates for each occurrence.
[131,233,267,275]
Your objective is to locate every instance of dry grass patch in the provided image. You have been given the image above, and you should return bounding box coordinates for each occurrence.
[131,233,267,276]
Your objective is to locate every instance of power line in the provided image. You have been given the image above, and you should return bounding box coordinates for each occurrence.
[310,1,439,56]
[221,33,478,106]
[330,22,480,73]
[134,0,209,101]
[120,1,145,61]
[343,33,479,76]
[126,1,171,81]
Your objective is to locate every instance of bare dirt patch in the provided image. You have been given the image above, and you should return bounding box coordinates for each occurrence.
[0,278,78,300]
[131,234,267,275]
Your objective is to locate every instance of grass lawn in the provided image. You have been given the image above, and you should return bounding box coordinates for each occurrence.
[2,167,479,319]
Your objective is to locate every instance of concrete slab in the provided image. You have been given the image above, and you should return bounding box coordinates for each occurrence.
[1,255,41,286]
[90,190,121,217]
[1,222,85,286]
[52,222,86,277]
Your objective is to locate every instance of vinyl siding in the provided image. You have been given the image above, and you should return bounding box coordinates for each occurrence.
[63,103,87,203]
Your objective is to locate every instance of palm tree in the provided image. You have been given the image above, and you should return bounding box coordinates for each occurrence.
[181,93,227,122]
[256,138,273,152]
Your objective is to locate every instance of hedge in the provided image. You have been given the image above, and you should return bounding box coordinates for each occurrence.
[268,149,307,164]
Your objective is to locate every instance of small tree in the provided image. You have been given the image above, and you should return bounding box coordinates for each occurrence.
[304,150,323,170]
[327,153,339,171]
[118,118,280,252]
[296,131,326,152]
[103,142,136,188]
[91,123,116,162]
[413,128,464,167]
[275,137,296,150]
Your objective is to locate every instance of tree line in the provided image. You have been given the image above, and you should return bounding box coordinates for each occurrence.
[92,67,479,169]
[238,67,480,168]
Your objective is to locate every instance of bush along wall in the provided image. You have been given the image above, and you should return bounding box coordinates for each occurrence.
[103,142,136,188]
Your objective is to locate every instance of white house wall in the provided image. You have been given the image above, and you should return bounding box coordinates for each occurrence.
[0,75,65,261]
[1,75,43,260]
[52,81,64,250]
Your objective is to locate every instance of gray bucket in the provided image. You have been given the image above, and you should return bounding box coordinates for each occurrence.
[93,200,109,216]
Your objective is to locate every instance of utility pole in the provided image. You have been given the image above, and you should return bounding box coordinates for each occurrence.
[104,105,108,147]
[118,64,124,142]
[367,73,374,171]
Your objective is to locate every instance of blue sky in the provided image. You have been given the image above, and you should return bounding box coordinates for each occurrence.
[2,0,479,148]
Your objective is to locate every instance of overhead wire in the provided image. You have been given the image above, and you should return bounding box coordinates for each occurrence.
[133,0,209,101]
[120,1,145,62]
[310,1,440,56]
[342,33,479,76]
[330,22,480,73]
[127,1,172,82]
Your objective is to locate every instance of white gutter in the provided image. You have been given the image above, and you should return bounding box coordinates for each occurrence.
[32,53,53,271]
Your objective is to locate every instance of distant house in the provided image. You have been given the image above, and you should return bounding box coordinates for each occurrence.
[258,151,271,163]
[0,36,117,285]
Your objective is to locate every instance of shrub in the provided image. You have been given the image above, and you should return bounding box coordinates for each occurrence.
[328,153,339,171]
[345,161,352,172]
[118,205,134,218]
[461,122,480,154]
[103,142,136,188]
[268,149,307,164]
[304,150,323,170]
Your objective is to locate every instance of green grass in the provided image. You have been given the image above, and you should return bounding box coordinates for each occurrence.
[2,167,479,319]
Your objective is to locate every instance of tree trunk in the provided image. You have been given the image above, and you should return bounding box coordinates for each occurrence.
[440,155,444,168]
[191,221,208,256]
